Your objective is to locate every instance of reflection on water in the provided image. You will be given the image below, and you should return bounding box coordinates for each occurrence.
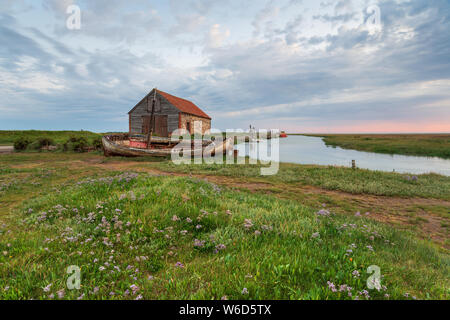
[236,135,450,176]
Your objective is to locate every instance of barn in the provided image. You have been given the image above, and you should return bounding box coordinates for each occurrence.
[128,88,211,137]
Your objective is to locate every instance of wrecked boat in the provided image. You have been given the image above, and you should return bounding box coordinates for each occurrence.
[102,134,234,158]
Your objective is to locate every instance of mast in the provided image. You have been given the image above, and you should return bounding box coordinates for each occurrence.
[147,88,157,148]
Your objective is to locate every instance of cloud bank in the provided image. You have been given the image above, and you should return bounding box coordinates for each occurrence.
[0,0,449,133]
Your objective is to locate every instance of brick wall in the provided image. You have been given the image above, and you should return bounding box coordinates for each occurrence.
[179,113,211,134]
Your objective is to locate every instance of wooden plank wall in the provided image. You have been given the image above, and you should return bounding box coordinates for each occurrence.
[129,90,179,135]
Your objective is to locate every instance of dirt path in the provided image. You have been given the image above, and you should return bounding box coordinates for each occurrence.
[0,146,14,154]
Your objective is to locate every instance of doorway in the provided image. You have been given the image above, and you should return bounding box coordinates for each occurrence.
[142,115,168,137]
[186,121,191,134]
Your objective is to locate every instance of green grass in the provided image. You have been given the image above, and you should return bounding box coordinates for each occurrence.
[0,130,101,146]
[154,161,450,200]
[0,172,448,300]
[0,153,448,300]
[301,134,450,159]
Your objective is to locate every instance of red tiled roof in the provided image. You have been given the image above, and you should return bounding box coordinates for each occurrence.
[158,90,211,119]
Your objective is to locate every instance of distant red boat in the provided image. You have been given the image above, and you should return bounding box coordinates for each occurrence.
[280,131,288,138]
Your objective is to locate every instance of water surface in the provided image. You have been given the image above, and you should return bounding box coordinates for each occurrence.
[236,135,450,176]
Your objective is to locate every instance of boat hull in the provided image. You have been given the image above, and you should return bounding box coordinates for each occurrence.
[102,135,234,158]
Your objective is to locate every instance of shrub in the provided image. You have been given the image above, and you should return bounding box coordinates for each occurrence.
[37,137,55,148]
[14,137,31,151]
[73,137,88,152]
[27,140,41,151]
[63,136,89,152]
[92,137,103,151]
[25,137,57,151]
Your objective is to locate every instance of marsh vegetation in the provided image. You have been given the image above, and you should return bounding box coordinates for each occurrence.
[0,152,448,300]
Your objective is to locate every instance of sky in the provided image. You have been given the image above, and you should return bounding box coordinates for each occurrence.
[0,0,449,133]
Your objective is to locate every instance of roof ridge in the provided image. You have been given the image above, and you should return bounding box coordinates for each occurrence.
[157,89,192,103]
[157,89,211,120]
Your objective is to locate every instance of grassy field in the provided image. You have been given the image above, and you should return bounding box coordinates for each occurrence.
[0,130,102,146]
[0,130,105,154]
[0,152,449,300]
[300,134,450,159]
[156,161,450,200]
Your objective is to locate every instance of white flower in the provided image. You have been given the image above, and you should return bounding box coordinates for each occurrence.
[43,283,52,292]
[57,289,65,299]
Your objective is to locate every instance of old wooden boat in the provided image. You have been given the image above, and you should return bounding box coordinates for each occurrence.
[102,134,234,158]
